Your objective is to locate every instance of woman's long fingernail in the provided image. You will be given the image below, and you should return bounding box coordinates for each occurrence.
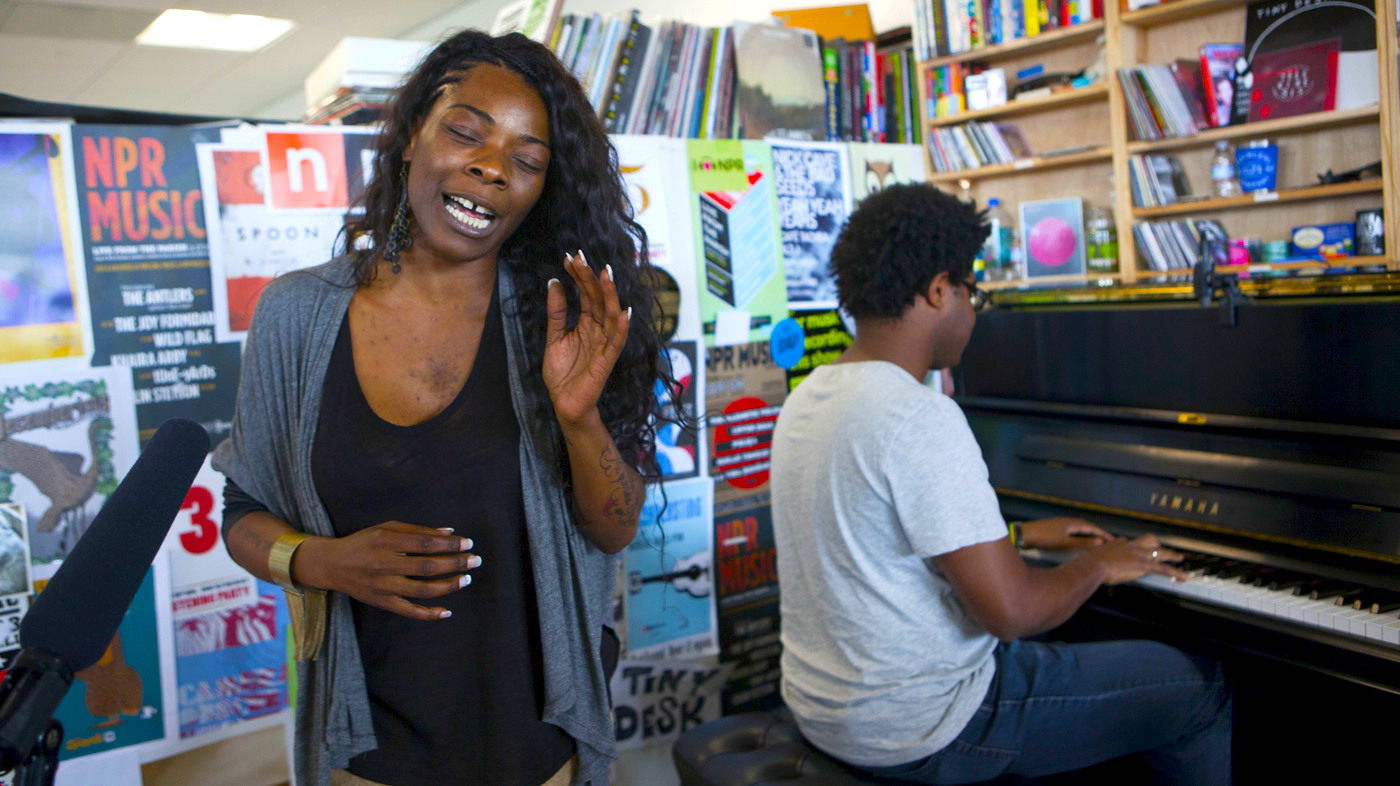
[437,527,454,533]
[459,574,472,588]
[460,538,473,551]
[440,610,453,619]
[605,263,613,281]
[468,555,483,569]
[547,278,559,289]
[626,306,632,319]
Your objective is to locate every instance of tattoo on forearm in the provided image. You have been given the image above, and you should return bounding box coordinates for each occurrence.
[599,443,641,526]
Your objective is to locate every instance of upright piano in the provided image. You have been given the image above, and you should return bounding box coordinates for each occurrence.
[956,274,1400,783]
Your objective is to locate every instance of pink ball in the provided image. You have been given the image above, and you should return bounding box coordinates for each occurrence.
[1027,217,1078,267]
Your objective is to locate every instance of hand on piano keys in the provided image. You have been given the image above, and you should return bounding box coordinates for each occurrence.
[1082,534,1193,586]
[1017,517,1113,550]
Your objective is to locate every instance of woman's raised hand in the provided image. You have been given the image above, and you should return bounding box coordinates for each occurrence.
[543,250,631,426]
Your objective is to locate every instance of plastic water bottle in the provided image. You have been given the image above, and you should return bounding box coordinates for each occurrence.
[1211,140,1240,198]
[983,198,1016,281]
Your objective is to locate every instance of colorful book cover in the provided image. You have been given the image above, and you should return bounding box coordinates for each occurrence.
[770,140,853,309]
[1199,43,1244,127]
[688,140,788,346]
[1247,39,1340,122]
[1236,0,1378,123]
[0,123,92,365]
[732,22,827,141]
[1020,198,1087,277]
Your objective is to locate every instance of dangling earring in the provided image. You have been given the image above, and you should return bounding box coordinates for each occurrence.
[384,162,412,274]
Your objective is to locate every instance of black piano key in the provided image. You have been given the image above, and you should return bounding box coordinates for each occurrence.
[1216,564,1256,580]
[1363,594,1400,614]
[1291,578,1331,596]
[1330,588,1366,606]
[1371,601,1400,614]
[1309,583,1357,601]
[1239,567,1279,586]
[1265,573,1310,592]
[1203,560,1242,577]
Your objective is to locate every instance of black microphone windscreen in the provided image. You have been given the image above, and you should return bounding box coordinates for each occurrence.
[20,418,209,671]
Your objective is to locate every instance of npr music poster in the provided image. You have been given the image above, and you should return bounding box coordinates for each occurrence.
[71,125,241,448]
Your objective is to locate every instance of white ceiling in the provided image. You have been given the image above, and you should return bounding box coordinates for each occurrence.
[0,0,504,119]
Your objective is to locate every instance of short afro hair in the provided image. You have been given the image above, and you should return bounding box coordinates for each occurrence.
[830,183,988,319]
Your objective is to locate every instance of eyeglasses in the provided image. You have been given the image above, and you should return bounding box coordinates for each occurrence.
[966,280,991,312]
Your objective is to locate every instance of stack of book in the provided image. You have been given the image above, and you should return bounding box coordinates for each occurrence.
[302,37,434,126]
[1117,60,1210,140]
[913,0,1103,61]
[927,121,1031,172]
[1133,219,1206,271]
[926,62,982,118]
[1126,153,1190,208]
[823,31,922,143]
[305,87,394,126]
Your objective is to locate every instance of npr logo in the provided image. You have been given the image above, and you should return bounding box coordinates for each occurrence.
[264,130,374,211]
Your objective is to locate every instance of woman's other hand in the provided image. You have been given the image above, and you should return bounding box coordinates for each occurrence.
[543,250,630,426]
[294,521,480,621]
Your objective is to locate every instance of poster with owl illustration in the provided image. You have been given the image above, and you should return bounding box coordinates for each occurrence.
[847,142,929,205]
[612,135,703,343]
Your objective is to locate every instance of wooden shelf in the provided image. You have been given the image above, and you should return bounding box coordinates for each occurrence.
[929,146,1113,183]
[1141,257,1389,277]
[1121,0,1252,28]
[928,84,1109,127]
[923,20,1105,68]
[983,272,1123,290]
[1126,106,1382,154]
[1131,181,1384,218]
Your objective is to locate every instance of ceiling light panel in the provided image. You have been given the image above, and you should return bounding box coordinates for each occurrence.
[135,8,294,52]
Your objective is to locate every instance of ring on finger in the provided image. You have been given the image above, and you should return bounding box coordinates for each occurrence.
[1150,549,1159,560]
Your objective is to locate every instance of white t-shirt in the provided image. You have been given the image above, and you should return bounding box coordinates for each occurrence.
[770,361,1009,767]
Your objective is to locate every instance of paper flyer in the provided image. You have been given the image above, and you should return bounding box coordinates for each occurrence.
[0,123,92,365]
[769,140,852,309]
[654,340,703,481]
[610,658,733,751]
[260,125,377,213]
[70,124,241,448]
[197,143,347,343]
[165,457,289,738]
[0,365,171,759]
[703,340,786,509]
[612,135,703,343]
[714,502,782,715]
[784,309,852,392]
[687,140,788,346]
[624,477,717,660]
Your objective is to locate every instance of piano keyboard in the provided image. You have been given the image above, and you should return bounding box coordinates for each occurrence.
[1025,549,1400,650]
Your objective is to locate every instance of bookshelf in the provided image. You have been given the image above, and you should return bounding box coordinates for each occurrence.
[915,0,1400,286]
[1130,181,1386,218]
[926,84,1109,126]
[928,146,1114,184]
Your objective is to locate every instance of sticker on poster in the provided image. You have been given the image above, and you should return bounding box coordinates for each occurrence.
[260,125,377,213]
[611,658,733,752]
[0,123,94,365]
[624,477,717,659]
[784,309,852,392]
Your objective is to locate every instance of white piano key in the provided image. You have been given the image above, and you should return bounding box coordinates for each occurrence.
[1332,606,1369,632]
[1382,618,1400,645]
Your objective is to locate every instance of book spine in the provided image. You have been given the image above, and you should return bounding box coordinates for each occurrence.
[823,45,841,141]
[1024,0,1040,36]
[603,17,644,133]
[932,0,949,56]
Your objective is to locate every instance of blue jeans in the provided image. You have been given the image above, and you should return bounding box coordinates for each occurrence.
[860,640,1232,785]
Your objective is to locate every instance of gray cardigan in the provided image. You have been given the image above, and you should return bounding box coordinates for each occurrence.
[212,257,619,786]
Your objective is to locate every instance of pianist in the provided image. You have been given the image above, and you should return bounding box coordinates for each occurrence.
[769,183,1233,785]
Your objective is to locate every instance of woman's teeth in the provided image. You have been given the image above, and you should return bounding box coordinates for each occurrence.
[446,195,495,230]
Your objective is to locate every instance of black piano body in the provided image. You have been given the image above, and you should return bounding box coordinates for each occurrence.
[957,278,1400,783]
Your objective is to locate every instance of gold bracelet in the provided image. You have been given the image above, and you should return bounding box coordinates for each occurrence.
[268,531,312,592]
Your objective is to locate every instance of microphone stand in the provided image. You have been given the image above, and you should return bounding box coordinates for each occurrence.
[0,650,72,786]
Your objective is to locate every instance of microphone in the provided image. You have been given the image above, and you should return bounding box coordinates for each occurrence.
[0,418,208,778]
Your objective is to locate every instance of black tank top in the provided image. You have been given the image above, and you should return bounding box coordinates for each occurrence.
[311,285,574,786]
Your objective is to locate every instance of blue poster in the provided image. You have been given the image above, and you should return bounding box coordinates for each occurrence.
[175,581,289,738]
[624,478,717,659]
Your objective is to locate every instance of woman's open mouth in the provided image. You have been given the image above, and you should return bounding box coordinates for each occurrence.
[443,194,497,233]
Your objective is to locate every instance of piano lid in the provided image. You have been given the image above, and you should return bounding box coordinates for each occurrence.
[956,295,1400,564]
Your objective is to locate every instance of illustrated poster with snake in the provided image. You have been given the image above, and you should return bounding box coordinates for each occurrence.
[623,477,717,659]
[0,365,175,759]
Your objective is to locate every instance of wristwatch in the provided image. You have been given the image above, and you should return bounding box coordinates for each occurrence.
[1008,521,1024,548]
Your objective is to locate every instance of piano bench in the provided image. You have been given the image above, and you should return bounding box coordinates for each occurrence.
[672,708,1041,786]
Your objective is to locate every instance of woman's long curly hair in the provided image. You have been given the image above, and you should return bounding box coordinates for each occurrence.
[344,29,672,481]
